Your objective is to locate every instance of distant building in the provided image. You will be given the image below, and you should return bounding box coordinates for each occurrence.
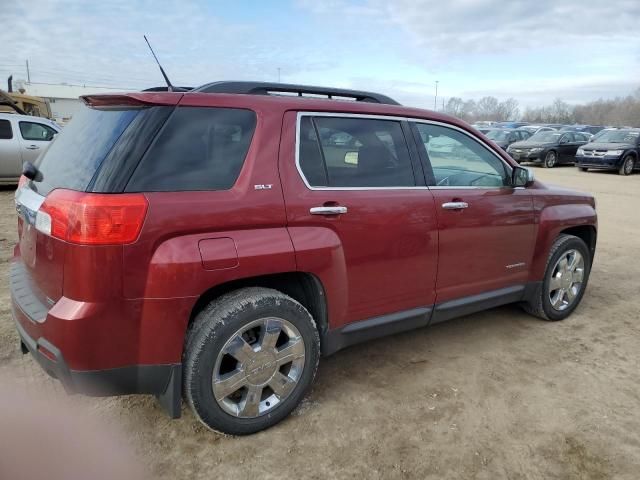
[17,81,134,124]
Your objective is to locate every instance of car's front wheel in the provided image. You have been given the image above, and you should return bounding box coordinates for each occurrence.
[543,150,557,168]
[619,155,635,176]
[183,287,320,435]
[523,234,591,321]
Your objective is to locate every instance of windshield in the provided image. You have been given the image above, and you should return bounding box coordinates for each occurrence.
[33,105,141,195]
[529,131,562,143]
[484,130,510,141]
[593,130,639,144]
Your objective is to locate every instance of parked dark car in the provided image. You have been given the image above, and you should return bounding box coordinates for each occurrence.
[507,131,590,167]
[12,81,597,435]
[484,128,531,150]
[575,128,640,175]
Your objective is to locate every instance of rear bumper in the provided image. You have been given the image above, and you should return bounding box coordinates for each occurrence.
[13,311,179,396]
[10,260,184,417]
[13,310,182,417]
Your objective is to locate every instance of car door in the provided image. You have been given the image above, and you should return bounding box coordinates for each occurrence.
[17,120,57,164]
[0,118,22,181]
[279,111,439,329]
[557,133,576,162]
[411,121,536,317]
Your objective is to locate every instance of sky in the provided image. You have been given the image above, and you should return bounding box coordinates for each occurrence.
[2,0,639,110]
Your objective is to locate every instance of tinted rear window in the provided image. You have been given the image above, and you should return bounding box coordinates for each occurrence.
[33,105,139,194]
[126,107,256,192]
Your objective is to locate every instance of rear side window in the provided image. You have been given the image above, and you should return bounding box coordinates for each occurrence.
[298,115,415,188]
[33,105,140,194]
[126,107,256,192]
[0,119,12,139]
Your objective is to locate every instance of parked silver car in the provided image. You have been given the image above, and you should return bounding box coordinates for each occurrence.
[0,112,60,184]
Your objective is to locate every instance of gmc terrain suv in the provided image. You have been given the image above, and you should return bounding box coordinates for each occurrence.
[12,82,597,435]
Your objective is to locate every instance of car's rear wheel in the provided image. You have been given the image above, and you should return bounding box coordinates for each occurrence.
[619,155,635,176]
[543,151,557,168]
[579,167,588,172]
[523,234,591,321]
[183,287,320,435]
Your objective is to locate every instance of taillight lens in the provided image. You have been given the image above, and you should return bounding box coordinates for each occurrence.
[17,175,28,191]
[36,190,148,245]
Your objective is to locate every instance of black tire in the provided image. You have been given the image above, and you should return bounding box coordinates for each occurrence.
[579,167,588,172]
[523,234,591,321]
[543,150,557,168]
[183,287,320,435]
[618,155,635,176]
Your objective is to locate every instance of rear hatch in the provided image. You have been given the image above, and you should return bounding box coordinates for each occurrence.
[14,95,177,311]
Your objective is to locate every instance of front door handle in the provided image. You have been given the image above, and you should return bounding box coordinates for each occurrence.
[310,206,348,215]
[442,202,469,210]
[26,145,40,150]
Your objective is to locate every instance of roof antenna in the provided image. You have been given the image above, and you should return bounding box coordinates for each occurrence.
[144,35,174,92]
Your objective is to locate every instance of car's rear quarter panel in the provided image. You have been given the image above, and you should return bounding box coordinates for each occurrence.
[121,99,295,364]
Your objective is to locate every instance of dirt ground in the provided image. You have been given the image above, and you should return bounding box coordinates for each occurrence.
[0,166,639,480]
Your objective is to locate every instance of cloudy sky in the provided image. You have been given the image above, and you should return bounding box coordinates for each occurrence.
[2,0,639,109]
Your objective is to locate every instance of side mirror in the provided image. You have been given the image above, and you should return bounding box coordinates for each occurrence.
[512,166,534,187]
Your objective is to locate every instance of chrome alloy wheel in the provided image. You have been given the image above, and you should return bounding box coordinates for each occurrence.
[548,249,585,311]
[212,317,305,418]
[545,151,557,168]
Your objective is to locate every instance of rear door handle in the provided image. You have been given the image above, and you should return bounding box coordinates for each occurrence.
[310,206,348,215]
[442,202,469,210]
[26,145,40,150]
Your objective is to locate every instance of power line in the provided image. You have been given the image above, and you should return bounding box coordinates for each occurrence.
[26,80,144,91]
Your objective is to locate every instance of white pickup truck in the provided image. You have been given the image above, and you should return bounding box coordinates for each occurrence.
[0,112,60,185]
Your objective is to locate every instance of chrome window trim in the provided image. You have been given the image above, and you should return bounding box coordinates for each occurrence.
[295,111,514,191]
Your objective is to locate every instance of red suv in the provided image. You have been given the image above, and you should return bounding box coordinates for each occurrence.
[12,82,597,435]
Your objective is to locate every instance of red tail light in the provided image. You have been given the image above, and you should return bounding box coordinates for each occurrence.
[17,175,28,190]
[36,190,148,245]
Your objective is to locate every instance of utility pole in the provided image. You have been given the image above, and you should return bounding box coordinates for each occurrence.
[26,59,31,83]
[277,67,281,83]
[434,80,439,110]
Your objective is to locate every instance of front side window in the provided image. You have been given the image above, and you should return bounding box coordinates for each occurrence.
[0,120,12,139]
[127,107,256,192]
[298,115,415,188]
[19,121,56,141]
[414,123,510,187]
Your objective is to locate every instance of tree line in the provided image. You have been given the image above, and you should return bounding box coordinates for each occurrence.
[443,87,640,126]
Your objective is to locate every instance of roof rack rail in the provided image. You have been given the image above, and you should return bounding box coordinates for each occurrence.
[193,81,400,105]
[142,86,193,92]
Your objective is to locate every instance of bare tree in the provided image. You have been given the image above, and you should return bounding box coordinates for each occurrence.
[475,96,500,120]
[440,86,640,127]
[444,97,465,118]
[498,98,520,121]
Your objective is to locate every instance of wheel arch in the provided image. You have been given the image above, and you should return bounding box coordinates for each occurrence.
[187,271,329,346]
[559,225,597,262]
[529,203,597,281]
